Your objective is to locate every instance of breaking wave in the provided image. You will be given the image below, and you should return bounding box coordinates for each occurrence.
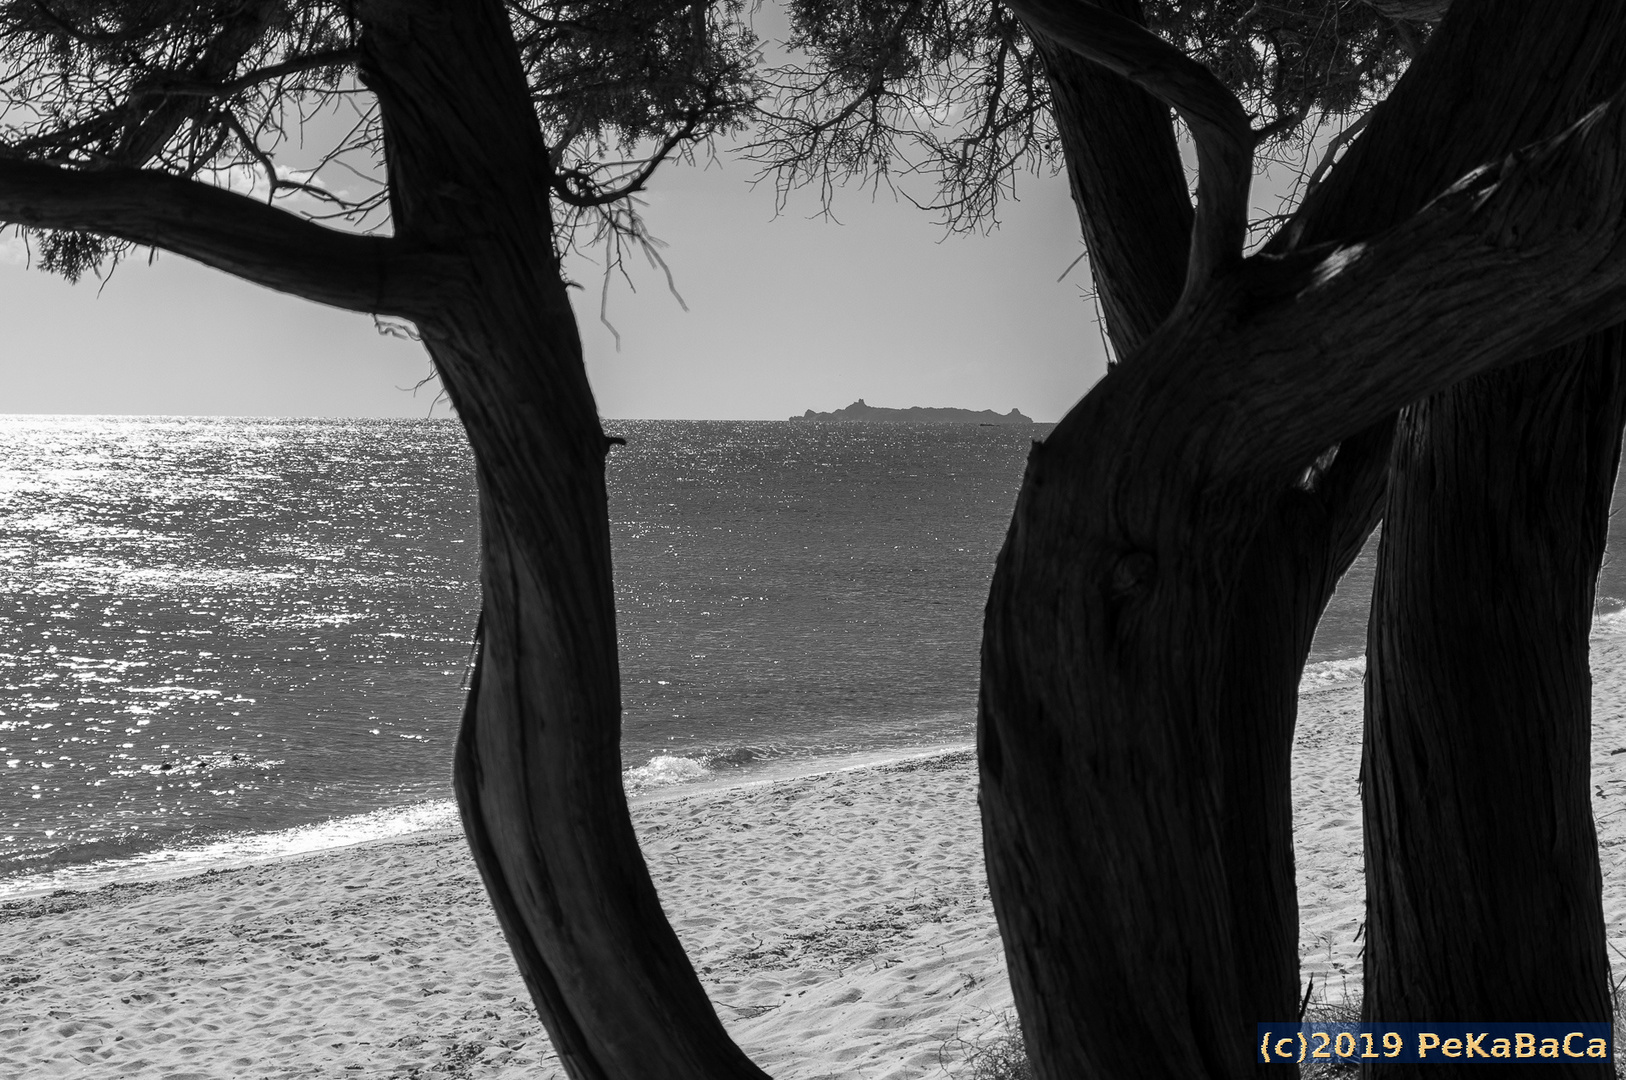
[1299,655,1366,693]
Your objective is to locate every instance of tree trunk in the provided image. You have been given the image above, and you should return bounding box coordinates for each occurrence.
[1033,19,1390,1057]
[1034,12,1190,355]
[992,4,1626,1076]
[353,3,768,1077]
[1364,340,1626,1076]
[1359,11,1626,1062]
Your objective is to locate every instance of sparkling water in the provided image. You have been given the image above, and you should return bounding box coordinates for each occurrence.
[2,414,1620,896]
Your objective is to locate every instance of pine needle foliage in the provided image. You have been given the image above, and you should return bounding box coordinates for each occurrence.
[0,0,763,279]
[751,0,1426,230]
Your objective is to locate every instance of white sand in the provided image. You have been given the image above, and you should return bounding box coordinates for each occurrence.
[0,750,1011,1079]
[1294,627,1626,1003]
[5,627,1626,1077]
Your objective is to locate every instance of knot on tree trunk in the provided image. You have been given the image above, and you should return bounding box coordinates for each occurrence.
[1109,550,1157,597]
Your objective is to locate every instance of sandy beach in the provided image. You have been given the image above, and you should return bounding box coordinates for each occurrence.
[6,628,1626,1078]
[0,750,1012,1079]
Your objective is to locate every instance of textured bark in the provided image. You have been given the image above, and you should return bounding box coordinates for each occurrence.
[999,7,1626,1076]
[1009,0,1251,300]
[1364,341,1626,1077]
[1035,30,1189,355]
[0,156,454,316]
[1357,7,1626,1064]
[1029,9,1378,1055]
[1363,0,1450,23]
[352,4,769,1078]
[978,5,1626,1071]
[976,216,1626,1077]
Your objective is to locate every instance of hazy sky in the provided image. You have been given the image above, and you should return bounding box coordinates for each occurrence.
[0,1,1346,425]
[1,151,1102,423]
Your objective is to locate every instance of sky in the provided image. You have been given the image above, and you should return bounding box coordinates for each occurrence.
[0,3,1348,425]
[0,144,1103,423]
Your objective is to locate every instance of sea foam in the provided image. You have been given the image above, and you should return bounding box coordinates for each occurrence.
[1299,655,1366,693]
[0,799,461,901]
[622,755,709,794]
[1594,607,1626,637]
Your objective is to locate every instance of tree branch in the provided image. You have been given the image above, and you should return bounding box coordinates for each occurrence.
[1100,87,1626,492]
[551,106,706,208]
[27,0,171,45]
[0,157,459,317]
[1002,0,1253,303]
[1362,0,1450,23]
[1273,2,1625,254]
[131,49,362,102]
[109,0,286,168]
[1028,30,1190,355]
[1302,110,1371,201]
[220,110,279,198]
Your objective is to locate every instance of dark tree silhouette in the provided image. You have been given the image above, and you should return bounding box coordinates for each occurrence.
[974,3,1626,1075]
[766,3,1626,1075]
[1025,7,1626,1075]
[8,2,1626,1079]
[0,1,771,1075]
[1353,18,1626,1065]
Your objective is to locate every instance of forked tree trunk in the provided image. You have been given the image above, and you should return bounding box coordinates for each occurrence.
[1241,3,1626,1050]
[1363,337,1626,1065]
[1035,20,1392,1055]
[20,2,1626,1079]
[1033,21,1189,353]
[352,3,768,1077]
[1359,13,1626,1063]
[993,3,1626,1076]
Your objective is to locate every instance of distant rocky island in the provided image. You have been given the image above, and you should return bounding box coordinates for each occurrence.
[790,399,1034,425]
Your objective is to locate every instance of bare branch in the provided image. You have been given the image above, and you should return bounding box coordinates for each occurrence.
[1362,0,1451,24]
[6,110,128,157]
[108,0,290,169]
[221,109,278,201]
[0,156,459,317]
[1303,110,1371,200]
[1003,0,1254,302]
[131,49,361,103]
[25,0,171,46]
[552,105,706,208]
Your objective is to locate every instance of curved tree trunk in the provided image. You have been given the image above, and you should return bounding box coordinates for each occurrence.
[994,3,1626,1076]
[1034,15,1390,1055]
[1034,16,1190,354]
[352,3,769,1077]
[12,2,1626,1078]
[1358,10,1626,1063]
[974,185,1626,1072]
[1363,340,1626,1075]
[1021,2,1596,1066]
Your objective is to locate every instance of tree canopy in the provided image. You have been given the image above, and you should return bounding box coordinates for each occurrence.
[0,0,760,278]
[3,0,1435,265]
[751,0,1424,229]
[7,3,1626,1080]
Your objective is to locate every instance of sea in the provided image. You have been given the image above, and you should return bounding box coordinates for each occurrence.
[3,415,1626,899]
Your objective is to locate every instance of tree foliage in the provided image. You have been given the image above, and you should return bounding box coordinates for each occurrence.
[0,0,761,279]
[0,0,1432,264]
[6,3,1626,1080]
[753,0,1425,229]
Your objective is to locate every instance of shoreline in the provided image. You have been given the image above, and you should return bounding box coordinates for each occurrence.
[1,647,1387,906]
[8,630,1626,1074]
[0,742,981,903]
[0,638,1461,906]
[1,745,1009,1079]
